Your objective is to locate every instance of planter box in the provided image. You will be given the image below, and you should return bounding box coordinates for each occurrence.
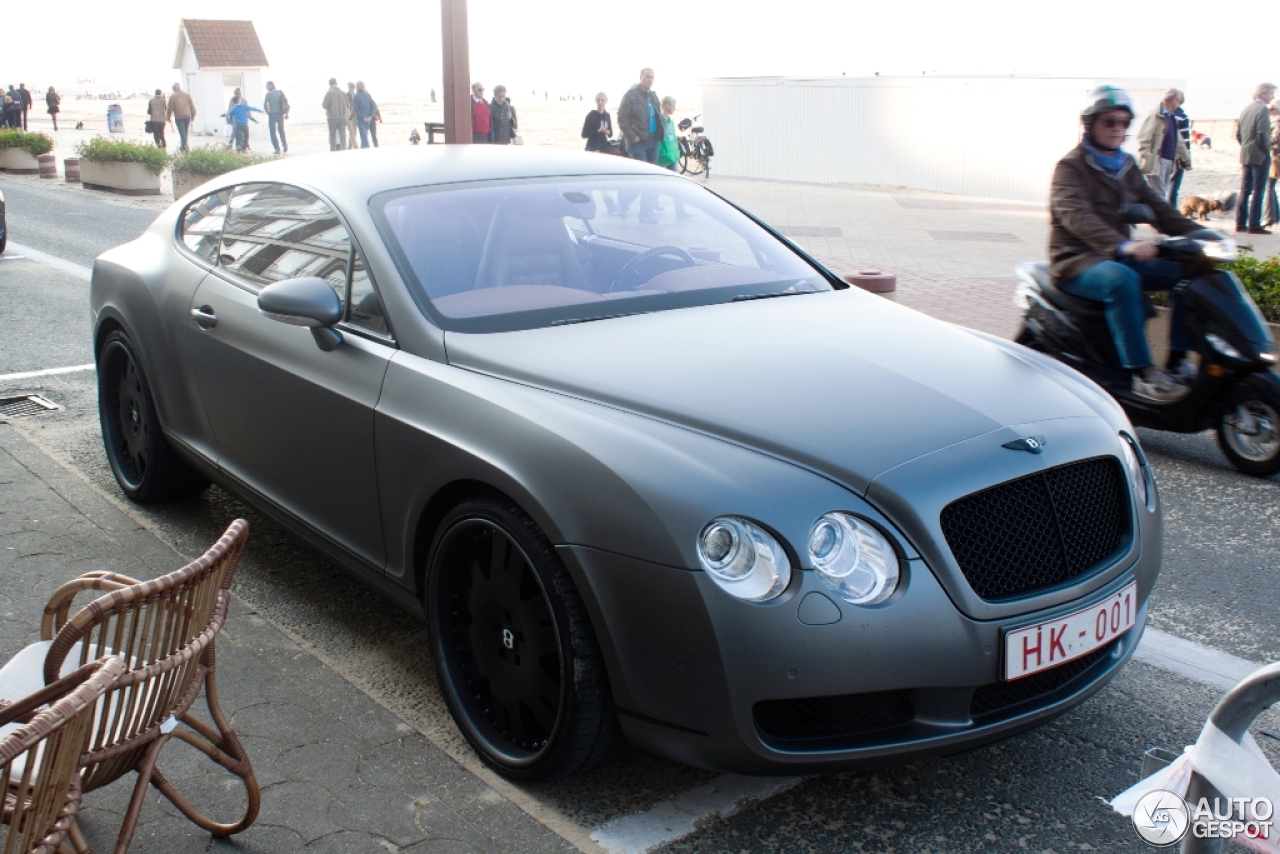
[172,170,219,201]
[0,147,40,174]
[80,160,161,196]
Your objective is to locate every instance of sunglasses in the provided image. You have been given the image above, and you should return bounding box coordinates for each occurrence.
[1099,116,1132,129]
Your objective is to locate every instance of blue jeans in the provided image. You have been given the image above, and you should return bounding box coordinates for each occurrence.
[358,117,371,148]
[175,116,190,151]
[232,123,249,151]
[268,114,286,152]
[1168,163,1184,207]
[1238,162,1270,230]
[1059,259,1188,369]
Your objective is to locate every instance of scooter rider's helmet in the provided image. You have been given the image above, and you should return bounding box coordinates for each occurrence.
[1081,84,1136,125]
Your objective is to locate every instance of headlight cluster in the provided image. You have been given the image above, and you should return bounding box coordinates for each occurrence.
[1119,432,1154,510]
[696,513,900,606]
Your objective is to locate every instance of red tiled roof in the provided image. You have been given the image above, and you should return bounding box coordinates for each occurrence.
[180,19,269,68]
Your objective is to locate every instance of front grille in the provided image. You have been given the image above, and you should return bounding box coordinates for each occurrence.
[754,689,914,746]
[970,643,1115,718]
[940,457,1129,600]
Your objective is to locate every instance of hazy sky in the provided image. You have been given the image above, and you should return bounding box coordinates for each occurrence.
[4,0,1268,113]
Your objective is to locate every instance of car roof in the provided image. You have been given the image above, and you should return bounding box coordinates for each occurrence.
[213,146,672,205]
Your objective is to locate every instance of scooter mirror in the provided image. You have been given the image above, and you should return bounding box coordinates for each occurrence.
[1120,204,1156,225]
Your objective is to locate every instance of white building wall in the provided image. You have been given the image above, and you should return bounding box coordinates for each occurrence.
[178,42,271,148]
[699,76,1184,202]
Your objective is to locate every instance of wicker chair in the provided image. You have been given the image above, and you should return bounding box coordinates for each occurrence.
[0,657,127,854]
[0,519,259,854]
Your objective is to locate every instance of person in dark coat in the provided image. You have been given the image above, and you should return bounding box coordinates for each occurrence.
[582,92,613,152]
[45,86,60,131]
[17,84,31,130]
[2,96,20,129]
[489,85,517,144]
[1236,82,1277,234]
[1050,85,1202,401]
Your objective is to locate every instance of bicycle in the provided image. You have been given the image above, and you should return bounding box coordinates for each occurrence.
[677,115,713,178]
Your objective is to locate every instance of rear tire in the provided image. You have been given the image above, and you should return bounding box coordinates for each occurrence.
[97,330,209,502]
[680,153,704,177]
[1216,375,1280,477]
[426,495,618,782]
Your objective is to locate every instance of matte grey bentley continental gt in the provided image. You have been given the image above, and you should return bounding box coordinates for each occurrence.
[91,147,1160,781]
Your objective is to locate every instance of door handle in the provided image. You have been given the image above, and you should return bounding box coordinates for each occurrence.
[191,305,218,329]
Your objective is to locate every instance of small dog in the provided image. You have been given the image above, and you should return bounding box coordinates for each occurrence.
[1179,196,1223,221]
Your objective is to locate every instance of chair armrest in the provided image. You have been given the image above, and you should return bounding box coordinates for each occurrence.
[0,660,103,727]
[40,573,141,640]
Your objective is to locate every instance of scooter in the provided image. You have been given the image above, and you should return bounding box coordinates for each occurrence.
[1015,207,1280,476]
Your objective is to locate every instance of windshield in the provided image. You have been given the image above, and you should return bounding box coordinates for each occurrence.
[372,175,832,332]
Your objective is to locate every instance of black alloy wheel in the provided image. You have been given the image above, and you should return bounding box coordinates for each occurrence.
[1216,374,1280,477]
[97,330,208,502]
[427,496,617,781]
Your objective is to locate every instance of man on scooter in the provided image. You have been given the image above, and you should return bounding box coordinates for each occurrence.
[1050,85,1203,401]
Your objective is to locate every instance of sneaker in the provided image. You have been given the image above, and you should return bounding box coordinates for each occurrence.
[1132,368,1189,402]
[1247,227,1273,235]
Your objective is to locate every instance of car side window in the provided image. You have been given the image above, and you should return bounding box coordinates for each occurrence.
[179,189,231,262]
[220,182,390,338]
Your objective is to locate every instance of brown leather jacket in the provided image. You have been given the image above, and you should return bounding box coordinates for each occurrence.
[1048,142,1200,285]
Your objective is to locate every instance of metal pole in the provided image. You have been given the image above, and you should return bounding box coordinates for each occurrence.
[440,0,471,144]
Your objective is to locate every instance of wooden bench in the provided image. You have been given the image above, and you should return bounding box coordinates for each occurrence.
[423,121,446,144]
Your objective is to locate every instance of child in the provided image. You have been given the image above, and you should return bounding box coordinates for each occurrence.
[409,128,421,145]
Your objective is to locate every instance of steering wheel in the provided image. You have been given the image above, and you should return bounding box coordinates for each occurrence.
[610,245,696,291]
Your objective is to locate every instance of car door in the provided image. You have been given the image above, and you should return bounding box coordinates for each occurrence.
[186,181,394,569]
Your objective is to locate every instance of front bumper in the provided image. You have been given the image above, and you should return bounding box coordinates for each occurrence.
[560,541,1155,776]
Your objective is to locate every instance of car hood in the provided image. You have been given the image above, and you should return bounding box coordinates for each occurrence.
[444,291,1097,494]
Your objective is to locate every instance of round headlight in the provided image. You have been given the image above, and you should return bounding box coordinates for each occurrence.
[696,517,791,602]
[1120,432,1151,509]
[808,513,899,605]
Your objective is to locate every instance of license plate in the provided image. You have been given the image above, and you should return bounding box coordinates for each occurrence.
[1003,581,1138,681]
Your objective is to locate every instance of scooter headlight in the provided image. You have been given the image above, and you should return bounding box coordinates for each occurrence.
[1197,236,1238,262]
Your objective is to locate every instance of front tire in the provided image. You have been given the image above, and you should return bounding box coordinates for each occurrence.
[1216,374,1280,477]
[97,330,208,501]
[426,496,618,781]
[680,153,704,177]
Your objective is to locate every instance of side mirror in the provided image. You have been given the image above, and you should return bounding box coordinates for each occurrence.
[258,277,344,351]
[1120,204,1156,225]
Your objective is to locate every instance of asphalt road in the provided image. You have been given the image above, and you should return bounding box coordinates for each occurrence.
[1,176,1277,853]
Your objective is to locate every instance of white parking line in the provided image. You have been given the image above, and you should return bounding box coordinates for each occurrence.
[3,243,92,281]
[591,774,801,854]
[1134,627,1264,692]
[0,364,96,384]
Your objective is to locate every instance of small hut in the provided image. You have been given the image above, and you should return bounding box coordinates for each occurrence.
[173,19,270,145]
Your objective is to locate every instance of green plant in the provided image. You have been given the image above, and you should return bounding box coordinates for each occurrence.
[0,129,53,156]
[74,137,169,175]
[169,144,273,177]
[1227,249,1280,324]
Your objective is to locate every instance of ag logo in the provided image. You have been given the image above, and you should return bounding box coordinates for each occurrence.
[501,628,516,651]
[1002,435,1047,454]
[1132,789,1190,846]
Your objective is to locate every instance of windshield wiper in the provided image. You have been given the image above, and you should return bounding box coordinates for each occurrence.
[552,312,647,326]
[731,289,818,302]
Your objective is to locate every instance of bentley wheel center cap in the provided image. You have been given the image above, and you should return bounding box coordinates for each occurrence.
[501,627,516,651]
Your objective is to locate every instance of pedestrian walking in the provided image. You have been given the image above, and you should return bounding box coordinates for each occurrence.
[353,81,376,148]
[582,92,613,152]
[658,96,691,219]
[430,88,436,103]
[167,83,196,151]
[471,82,491,143]
[1236,82,1276,235]
[616,68,664,221]
[322,78,350,151]
[146,88,169,148]
[346,83,359,150]
[227,95,262,152]
[264,81,289,154]
[618,68,664,165]
[1137,89,1186,199]
[45,86,60,131]
[1167,97,1192,206]
[17,84,31,130]
[1266,100,1280,227]
[489,85,517,145]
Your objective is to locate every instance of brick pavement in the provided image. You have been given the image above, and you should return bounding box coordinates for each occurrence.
[0,423,570,853]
